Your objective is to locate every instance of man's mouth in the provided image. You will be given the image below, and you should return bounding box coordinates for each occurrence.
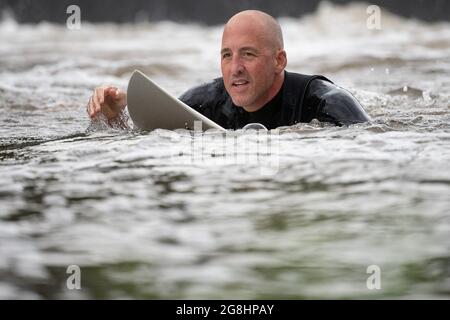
[232,80,249,87]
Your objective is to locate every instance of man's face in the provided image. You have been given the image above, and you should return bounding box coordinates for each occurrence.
[221,22,280,110]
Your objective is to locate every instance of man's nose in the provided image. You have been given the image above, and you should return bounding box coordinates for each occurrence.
[230,56,245,76]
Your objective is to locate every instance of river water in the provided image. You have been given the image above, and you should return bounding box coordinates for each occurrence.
[0,2,449,299]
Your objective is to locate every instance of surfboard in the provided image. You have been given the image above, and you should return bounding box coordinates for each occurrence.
[127,70,226,131]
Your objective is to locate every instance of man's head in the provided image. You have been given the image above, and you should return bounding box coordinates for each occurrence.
[221,10,287,112]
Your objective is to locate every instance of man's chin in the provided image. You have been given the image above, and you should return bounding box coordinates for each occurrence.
[231,98,248,108]
[230,95,252,108]
[231,97,265,112]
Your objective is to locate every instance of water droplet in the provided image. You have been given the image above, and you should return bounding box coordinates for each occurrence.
[242,123,268,131]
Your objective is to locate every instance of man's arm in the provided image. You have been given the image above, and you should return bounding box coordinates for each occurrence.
[304,79,370,126]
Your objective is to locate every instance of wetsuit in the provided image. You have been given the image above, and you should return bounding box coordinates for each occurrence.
[179,70,370,129]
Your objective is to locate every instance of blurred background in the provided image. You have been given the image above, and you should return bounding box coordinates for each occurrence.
[0,0,449,299]
[1,0,450,24]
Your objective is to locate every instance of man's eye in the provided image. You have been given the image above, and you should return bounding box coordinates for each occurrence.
[244,52,255,57]
[222,53,231,59]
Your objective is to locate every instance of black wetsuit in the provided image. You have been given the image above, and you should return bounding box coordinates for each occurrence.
[179,70,370,129]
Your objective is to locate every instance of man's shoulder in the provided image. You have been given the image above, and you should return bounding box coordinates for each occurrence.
[178,78,230,112]
[285,70,333,86]
[301,74,371,125]
[178,77,229,107]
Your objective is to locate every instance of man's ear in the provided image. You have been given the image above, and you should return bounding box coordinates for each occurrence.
[275,49,287,73]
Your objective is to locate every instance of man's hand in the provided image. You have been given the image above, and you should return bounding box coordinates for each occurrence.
[87,86,127,121]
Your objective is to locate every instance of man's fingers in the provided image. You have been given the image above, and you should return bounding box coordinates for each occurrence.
[106,87,116,95]
[105,87,120,102]
[115,89,125,100]
[93,89,102,113]
[97,88,105,105]
[89,96,96,118]
[87,86,123,121]
[110,88,127,109]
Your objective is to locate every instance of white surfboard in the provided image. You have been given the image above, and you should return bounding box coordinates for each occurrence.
[127,70,226,131]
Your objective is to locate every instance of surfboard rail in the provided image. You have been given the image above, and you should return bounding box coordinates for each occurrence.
[127,70,226,131]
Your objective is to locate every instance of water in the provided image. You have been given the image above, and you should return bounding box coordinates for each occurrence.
[0,2,449,299]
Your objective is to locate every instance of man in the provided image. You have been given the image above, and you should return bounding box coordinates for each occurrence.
[87,10,370,129]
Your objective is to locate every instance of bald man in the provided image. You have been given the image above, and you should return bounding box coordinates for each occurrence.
[87,10,370,129]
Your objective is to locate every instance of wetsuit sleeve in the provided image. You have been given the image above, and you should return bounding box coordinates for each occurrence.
[304,79,371,125]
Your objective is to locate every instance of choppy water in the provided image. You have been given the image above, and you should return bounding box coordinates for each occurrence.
[0,2,449,299]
